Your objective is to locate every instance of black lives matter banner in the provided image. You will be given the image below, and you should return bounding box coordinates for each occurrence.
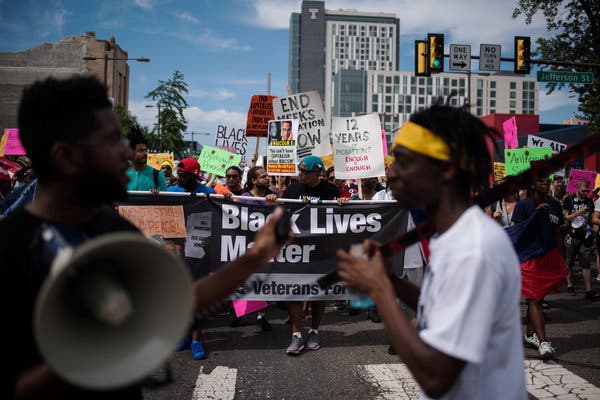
[118,195,407,300]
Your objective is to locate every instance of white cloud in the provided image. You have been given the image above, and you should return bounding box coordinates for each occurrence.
[169,31,253,51]
[39,7,70,38]
[246,0,549,49]
[134,0,153,11]
[538,89,579,112]
[174,11,199,24]
[129,100,247,133]
[188,88,236,100]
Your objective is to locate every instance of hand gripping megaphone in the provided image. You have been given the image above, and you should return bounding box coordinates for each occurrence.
[33,232,193,390]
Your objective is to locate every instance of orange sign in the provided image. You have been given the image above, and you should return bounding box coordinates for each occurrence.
[245,95,277,137]
[118,205,186,238]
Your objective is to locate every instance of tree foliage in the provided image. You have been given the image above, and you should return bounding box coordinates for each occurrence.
[513,0,600,133]
[145,70,189,152]
[114,103,145,137]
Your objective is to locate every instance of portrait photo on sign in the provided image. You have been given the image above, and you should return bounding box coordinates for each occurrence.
[268,120,281,145]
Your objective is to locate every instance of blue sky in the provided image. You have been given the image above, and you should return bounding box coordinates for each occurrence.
[0,0,582,156]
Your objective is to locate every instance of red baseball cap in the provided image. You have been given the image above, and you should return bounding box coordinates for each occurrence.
[177,158,202,180]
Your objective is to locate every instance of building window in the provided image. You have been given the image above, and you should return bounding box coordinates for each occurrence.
[372,104,378,112]
[419,77,425,85]
[509,100,516,108]
[490,100,496,107]
[385,95,392,102]
[510,82,516,89]
[477,79,483,89]
[490,109,496,114]
[490,81,496,89]
[476,107,482,116]
[419,87,425,95]
[490,90,496,98]
[372,94,378,102]
[394,76,399,84]
[510,92,516,99]
[385,86,392,93]
[386,76,392,84]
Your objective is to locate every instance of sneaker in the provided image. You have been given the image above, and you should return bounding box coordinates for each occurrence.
[538,341,555,360]
[523,333,540,349]
[585,290,600,300]
[286,335,304,355]
[368,306,382,323]
[191,340,206,360]
[306,331,320,351]
[257,315,272,331]
[567,286,576,296]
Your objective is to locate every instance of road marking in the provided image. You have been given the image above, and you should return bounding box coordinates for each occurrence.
[360,362,600,400]
[360,364,420,400]
[192,366,237,400]
[524,360,600,399]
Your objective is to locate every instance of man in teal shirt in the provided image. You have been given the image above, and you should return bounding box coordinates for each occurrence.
[126,130,167,192]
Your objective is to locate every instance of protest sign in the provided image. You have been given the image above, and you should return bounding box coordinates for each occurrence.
[566,169,597,194]
[245,95,276,137]
[266,119,298,176]
[118,205,187,238]
[117,196,407,300]
[527,134,567,154]
[0,130,8,156]
[493,162,506,182]
[197,145,241,177]
[502,117,518,149]
[504,147,552,176]
[3,129,26,156]
[331,113,385,180]
[215,124,247,155]
[147,153,174,170]
[272,90,330,158]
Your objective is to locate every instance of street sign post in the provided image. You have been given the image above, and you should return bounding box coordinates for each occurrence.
[536,71,594,84]
[479,44,501,71]
[449,44,471,72]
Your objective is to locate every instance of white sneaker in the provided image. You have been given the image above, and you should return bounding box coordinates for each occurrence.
[523,333,540,349]
[538,341,555,360]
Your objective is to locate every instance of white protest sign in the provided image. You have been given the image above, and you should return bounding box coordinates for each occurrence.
[526,134,567,154]
[266,119,299,176]
[331,113,385,180]
[272,90,331,158]
[215,124,248,155]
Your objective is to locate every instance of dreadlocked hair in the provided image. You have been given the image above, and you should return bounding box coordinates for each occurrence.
[409,98,499,198]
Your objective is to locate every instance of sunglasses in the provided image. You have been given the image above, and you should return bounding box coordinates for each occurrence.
[226,174,240,179]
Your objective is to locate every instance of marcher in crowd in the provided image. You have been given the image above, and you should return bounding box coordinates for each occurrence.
[336,104,527,399]
[126,130,167,192]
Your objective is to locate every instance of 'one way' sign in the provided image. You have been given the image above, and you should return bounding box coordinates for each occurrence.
[449,44,471,72]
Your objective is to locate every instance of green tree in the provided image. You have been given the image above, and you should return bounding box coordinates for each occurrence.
[513,0,600,133]
[115,103,144,137]
[145,70,189,152]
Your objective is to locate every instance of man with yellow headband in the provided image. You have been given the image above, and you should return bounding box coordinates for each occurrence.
[337,104,526,399]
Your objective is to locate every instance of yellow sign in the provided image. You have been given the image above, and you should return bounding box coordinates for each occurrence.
[147,153,174,170]
[493,162,506,182]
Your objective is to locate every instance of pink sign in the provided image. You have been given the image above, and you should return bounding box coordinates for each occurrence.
[381,130,388,155]
[232,300,267,317]
[502,117,518,149]
[3,129,26,155]
[566,169,597,194]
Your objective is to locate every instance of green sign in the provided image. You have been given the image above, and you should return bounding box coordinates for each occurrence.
[536,71,594,84]
[504,147,552,176]
[197,145,241,177]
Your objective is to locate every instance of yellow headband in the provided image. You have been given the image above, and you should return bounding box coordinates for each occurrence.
[391,122,450,162]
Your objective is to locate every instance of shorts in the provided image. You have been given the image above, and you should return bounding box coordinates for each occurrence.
[564,234,595,269]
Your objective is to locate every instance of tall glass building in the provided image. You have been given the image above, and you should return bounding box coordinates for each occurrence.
[289,1,399,122]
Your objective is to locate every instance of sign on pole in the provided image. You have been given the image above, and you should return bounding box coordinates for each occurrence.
[215,125,248,155]
[526,135,567,154]
[479,44,501,71]
[504,147,552,176]
[266,119,299,176]
[197,146,241,176]
[272,90,330,158]
[331,113,385,180]
[502,117,518,149]
[449,44,471,72]
[536,71,594,85]
[245,95,277,138]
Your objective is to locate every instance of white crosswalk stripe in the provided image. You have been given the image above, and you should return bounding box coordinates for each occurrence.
[358,361,600,400]
[192,366,237,400]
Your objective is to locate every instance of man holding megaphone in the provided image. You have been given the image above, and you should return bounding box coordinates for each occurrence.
[0,76,291,399]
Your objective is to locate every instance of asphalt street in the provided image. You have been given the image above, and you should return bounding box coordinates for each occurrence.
[143,280,600,400]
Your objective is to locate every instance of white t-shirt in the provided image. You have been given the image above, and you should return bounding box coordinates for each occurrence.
[417,206,526,400]
[372,189,425,269]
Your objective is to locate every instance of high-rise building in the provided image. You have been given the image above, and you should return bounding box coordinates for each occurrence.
[289,1,399,122]
[359,69,538,146]
[0,32,131,130]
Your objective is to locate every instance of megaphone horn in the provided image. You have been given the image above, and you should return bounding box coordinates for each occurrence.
[34,232,193,390]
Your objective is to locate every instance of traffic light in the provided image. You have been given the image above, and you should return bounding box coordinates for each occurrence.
[415,40,430,77]
[514,36,531,74]
[427,33,444,73]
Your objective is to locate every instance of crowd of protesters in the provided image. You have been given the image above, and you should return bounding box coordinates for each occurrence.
[2,75,600,400]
